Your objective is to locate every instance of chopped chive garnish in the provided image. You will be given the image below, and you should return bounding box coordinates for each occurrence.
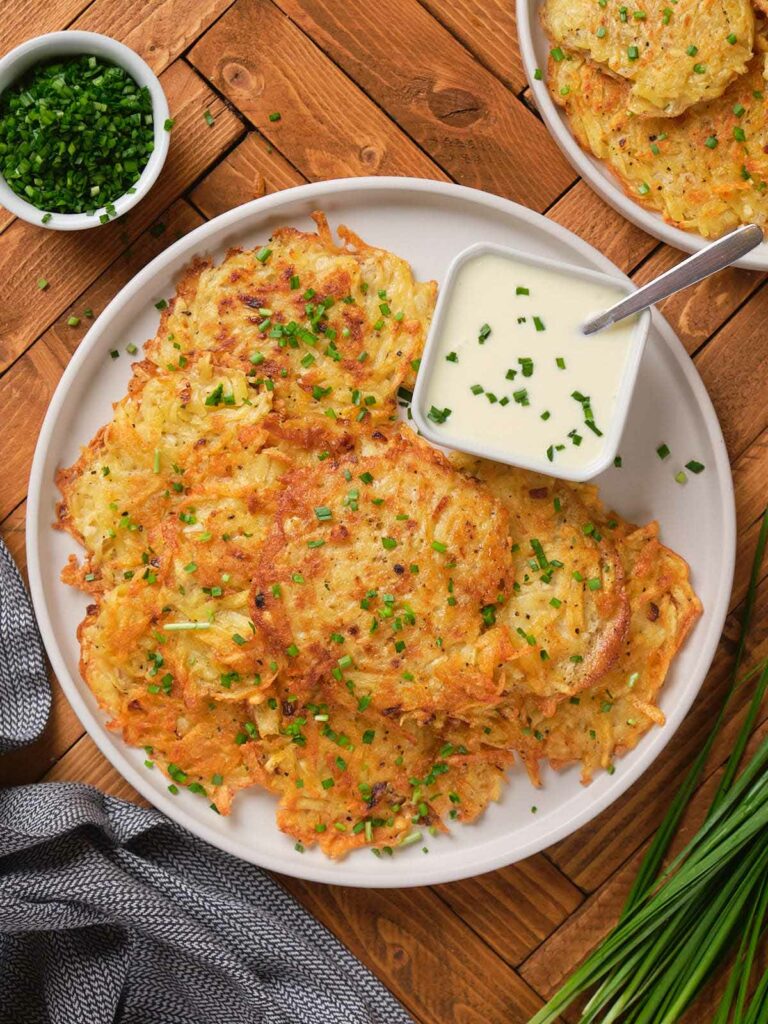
[675,470,687,484]
[427,405,451,424]
[516,286,530,296]
[478,323,492,343]
[657,443,670,460]
[203,109,215,126]
[67,316,80,327]
[0,55,156,215]
[470,384,484,395]
[627,45,639,60]
[446,351,458,362]
[556,357,566,369]
[685,460,705,473]
[551,47,565,61]
[533,316,545,331]
[163,622,211,631]
[268,111,281,122]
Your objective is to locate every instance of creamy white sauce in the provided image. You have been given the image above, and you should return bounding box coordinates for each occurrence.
[423,252,637,472]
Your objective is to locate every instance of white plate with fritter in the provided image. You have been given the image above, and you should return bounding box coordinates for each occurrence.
[517,0,768,270]
[27,178,735,887]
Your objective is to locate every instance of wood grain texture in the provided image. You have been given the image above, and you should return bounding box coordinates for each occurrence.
[696,283,768,458]
[271,0,574,209]
[632,247,765,356]
[419,0,524,93]
[0,61,242,374]
[434,857,583,967]
[1,0,89,58]
[73,0,236,75]
[546,181,657,273]
[281,876,545,1024]
[189,0,447,183]
[190,132,305,217]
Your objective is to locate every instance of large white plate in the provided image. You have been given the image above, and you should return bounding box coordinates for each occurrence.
[27,178,735,887]
[517,0,768,271]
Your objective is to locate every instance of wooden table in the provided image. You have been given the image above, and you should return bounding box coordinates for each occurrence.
[1,3,766,1021]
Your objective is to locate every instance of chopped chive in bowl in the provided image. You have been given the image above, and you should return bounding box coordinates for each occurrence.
[0,54,155,218]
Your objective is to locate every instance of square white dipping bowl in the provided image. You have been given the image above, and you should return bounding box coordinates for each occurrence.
[412,241,651,482]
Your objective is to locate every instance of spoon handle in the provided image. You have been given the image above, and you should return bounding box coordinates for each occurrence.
[581,223,764,335]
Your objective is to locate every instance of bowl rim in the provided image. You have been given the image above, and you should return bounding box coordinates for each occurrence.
[411,240,650,482]
[0,30,170,231]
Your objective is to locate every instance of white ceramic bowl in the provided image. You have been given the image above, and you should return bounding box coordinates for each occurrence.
[0,31,169,231]
[516,0,768,270]
[412,241,650,482]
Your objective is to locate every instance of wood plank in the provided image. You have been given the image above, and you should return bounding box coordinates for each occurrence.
[282,875,544,1024]
[631,246,765,356]
[72,0,236,75]
[695,284,768,459]
[546,181,657,273]
[190,132,306,218]
[270,0,574,209]
[0,338,71,522]
[0,200,205,522]
[548,573,768,889]
[189,0,447,184]
[44,733,148,806]
[434,856,583,968]
[2,0,90,58]
[418,0,524,94]
[0,60,243,374]
[522,718,768,1000]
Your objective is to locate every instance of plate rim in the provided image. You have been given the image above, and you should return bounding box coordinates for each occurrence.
[515,0,768,271]
[26,175,736,887]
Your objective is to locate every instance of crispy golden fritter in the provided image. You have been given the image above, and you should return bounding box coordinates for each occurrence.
[547,39,768,238]
[57,214,701,857]
[542,0,754,117]
[457,458,630,707]
[251,427,514,721]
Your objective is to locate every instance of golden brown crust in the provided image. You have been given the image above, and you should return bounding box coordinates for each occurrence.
[56,215,701,857]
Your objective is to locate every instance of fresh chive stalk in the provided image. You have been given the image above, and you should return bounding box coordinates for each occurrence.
[527,508,768,1024]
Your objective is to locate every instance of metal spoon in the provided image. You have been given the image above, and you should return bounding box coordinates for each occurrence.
[582,223,764,335]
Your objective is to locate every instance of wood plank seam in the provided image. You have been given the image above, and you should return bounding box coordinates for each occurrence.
[199,0,456,185]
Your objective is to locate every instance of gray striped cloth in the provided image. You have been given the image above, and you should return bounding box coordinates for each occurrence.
[0,538,414,1024]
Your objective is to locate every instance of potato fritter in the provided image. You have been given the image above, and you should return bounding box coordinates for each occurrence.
[542,0,754,117]
[546,28,768,237]
[57,215,701,857]
[252,427,514,720]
